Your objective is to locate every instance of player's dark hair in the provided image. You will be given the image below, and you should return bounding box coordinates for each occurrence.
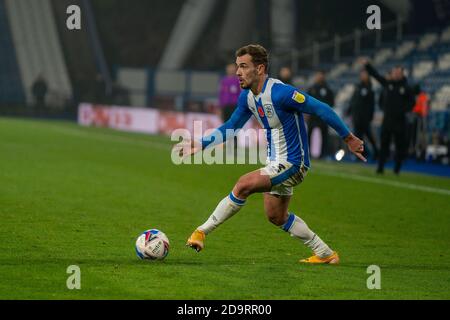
[235,44,269,72]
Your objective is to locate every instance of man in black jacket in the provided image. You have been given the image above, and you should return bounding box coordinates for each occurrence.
[347,69,378,160]
[307,71,335,158]
[32,74,48,116]
[360,59,415,174]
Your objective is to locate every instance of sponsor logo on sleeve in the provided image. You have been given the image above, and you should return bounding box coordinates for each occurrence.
[292,91,306,104]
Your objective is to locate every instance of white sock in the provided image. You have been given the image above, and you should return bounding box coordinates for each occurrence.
[281,213,333,258]
[197,192,245,235]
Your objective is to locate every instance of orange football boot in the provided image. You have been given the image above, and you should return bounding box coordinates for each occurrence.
[186,229,206,252]
[300,251,340,265]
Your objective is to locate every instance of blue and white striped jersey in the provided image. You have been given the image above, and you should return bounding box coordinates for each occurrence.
[201,78,350,167]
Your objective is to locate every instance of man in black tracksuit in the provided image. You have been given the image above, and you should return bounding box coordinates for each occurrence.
[347,69,378,160]
[362,60,415,174]
[32,74,48,116]
[307,71,335,158]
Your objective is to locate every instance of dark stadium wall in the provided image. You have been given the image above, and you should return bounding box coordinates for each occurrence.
[182,1,233,71]
[294,0,396,49]
[409,0,450,32]
[86,0,450,72]
[51,0,99,106]
[0,0,25,106]
[90,0,185,68]
[180,0,397,70]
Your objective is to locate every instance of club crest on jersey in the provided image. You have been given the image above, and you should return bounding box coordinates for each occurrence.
[292,91,305,104]
[264,104,274,118]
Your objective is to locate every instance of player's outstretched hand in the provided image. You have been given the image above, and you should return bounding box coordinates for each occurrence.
[174,139,202,158]
[344,133,367,162]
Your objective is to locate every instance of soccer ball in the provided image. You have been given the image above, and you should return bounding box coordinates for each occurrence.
[135,229,170,260]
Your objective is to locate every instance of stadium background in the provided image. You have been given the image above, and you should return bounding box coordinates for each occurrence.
[1,0,450,169]
[0,0,449,300]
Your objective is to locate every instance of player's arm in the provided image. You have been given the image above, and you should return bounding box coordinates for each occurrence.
[176,92,252,157]
[282,87,366,162]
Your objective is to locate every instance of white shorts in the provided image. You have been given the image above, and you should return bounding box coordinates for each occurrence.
[261,160,308,196]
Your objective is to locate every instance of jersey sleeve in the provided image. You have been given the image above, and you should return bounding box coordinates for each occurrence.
[277,84,351,139]
[200,91,252,149]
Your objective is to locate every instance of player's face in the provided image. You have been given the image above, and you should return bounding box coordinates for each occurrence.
[236,54,264,89]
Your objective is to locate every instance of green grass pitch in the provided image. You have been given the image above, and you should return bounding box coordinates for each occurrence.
[0,117,449,299]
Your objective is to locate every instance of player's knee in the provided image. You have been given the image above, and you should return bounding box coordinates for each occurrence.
[233,179,253,199]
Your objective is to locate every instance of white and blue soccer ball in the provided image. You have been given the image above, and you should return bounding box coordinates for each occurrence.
[135,229,170,260]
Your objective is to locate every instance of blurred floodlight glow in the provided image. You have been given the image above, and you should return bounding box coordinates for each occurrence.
[335,149,345,161]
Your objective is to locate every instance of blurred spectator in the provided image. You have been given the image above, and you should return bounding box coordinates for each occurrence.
[32,74,48,116]
[278,66,293,85]
[347,70,378,160]
[307,70,335,158]
[218,63,241,122]
[361,59,415,174]
[378,71,392,108]
[410,84,430,160]
[426,131,449,165]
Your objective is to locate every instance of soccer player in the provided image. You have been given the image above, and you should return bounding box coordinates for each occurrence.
[176,45,365,264]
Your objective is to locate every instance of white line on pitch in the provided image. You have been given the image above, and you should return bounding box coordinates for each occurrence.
[315,169,450,196]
